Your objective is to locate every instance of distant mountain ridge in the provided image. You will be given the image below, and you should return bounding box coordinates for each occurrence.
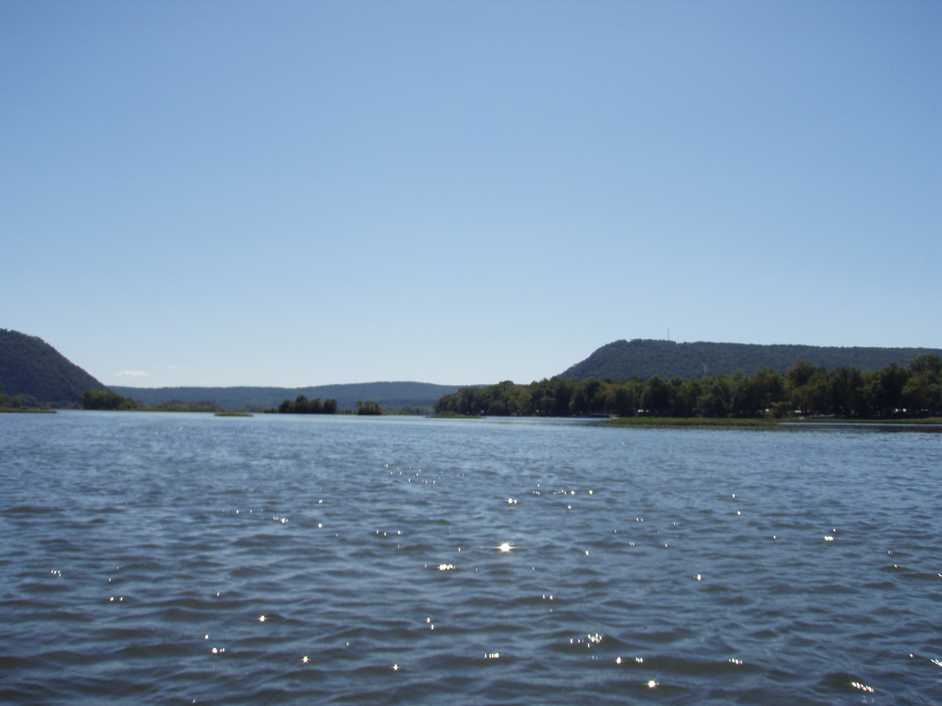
[112,381,461,412]
[1,328,459,410]
[560,339,942,381]
[0,329,104,405]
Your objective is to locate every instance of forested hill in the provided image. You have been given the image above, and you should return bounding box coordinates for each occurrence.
[112,382,460,412]
[0,329,104,405]
[560,339,942,381]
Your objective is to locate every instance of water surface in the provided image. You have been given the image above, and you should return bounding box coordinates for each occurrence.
[2,412,940,704]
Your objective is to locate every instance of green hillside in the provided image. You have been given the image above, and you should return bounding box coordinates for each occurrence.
[560,339,942,381]
[0,329,104,405]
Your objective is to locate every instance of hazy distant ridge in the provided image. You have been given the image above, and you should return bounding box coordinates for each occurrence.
[112,382,461,411]
[560,339,942,381]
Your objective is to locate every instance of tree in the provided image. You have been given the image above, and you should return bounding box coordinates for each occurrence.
[583,380,603,414]
[753,369,784,409]
[642,377,671,415]
[787,363,828,415]
[910,354,942,378]
[82,388,137,410]
[277,396,336,414]
[551,379,573,416]
[730,374,764,416]
[357,400,383,415]
[828,368,864,417]
[612,386,636,416]
[569,387,588,416]
[432,358,938,420]
[905,355,941,416]
[786,360,817,390]
[873,364,909,416]
[698,380,730,417]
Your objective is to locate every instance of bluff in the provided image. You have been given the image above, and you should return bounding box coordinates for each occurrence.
[560,339,942,381]
[0,329,105,405]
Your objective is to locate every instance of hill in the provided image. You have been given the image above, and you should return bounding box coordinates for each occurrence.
[111,381,461,412]
[560,339,942,381]
[0,329,105,405]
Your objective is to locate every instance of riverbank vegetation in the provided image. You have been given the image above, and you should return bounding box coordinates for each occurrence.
[0,392,54,412]
[81,389,219,412]
[431,411,486,419]
[797,416,942,425]
[276,395,337,414]
[607,416,778,428]
[356,400,383,415]
[82,388,139,410]
[435,356,942,420]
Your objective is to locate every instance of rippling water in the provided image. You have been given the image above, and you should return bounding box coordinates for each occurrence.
[2,412,941,704]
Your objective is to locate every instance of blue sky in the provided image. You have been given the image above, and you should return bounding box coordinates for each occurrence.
[2,1,939,387]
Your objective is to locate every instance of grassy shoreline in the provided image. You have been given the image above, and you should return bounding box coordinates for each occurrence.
[428,413,485,420]
[0,407,56,414]
[797,417,942,425]
[606,416,779,429]
[606,416,942,429]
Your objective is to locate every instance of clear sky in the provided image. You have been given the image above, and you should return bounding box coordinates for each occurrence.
[2,1,939,387]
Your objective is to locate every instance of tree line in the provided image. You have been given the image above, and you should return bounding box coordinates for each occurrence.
[356,400,383,415]
[273,397,384,414]
[79,389,387,415]
[81,389,222,412]
[0,391,44,409]
[82,388,140,410]
[277,395,338,414]
[435,355,942,419]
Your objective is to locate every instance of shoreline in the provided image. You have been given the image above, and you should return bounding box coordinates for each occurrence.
[606,416,778,429]
[605,416,942,431]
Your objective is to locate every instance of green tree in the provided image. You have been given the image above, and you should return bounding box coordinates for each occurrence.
[730,374,764,416]
[432,358,938,421]
[642,377,671,415]
[82,388,137,410]
[583,380,603,414]
[873,364,909,416]
[698,380,730,417]
[828,368,864,417]
[786,360,817,390]
[611,386,636,416]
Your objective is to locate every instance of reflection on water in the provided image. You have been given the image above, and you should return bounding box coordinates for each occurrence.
[1,411,940,704]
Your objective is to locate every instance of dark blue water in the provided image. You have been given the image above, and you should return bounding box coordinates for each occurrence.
[2,412,940,704]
